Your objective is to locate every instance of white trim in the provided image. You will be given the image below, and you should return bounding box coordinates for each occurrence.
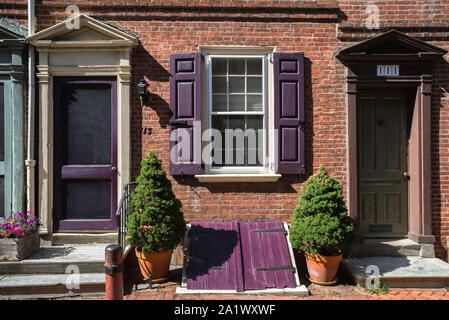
[199,45,276,56]
[204,53,273,174]
[31,16,137,236]
[195,174,281,183]
[26,14,138,44]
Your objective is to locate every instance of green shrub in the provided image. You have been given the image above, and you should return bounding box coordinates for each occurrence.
[290,166,355,256]
[126,151,186,253]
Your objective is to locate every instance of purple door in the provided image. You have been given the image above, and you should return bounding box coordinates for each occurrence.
[53,77,117,231]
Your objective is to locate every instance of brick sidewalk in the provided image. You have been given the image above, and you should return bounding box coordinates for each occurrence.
[123,284,449,301]
[120,268,449,301]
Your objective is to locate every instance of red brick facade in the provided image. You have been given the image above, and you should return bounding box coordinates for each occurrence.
[2,0,448,259]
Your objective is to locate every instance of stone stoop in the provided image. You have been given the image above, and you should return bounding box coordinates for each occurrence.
[342,238,449,288]
[0,245,106,299]
[347,238,435,258]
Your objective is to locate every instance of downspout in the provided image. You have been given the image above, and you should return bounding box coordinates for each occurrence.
[25,0,36,216]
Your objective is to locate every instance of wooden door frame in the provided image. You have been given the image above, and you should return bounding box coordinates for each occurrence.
[28,15,138,238]
[336,30,447,244]
[346,65,434,244]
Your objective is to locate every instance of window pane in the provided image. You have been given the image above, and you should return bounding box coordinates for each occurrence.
[212,77,227,94]
[211,115,263,167]
[228,77,244,93]
[229,95,245,111]
[64,180,111,219]
[247,59,262,75]
[212,58,227,75]
[247,95,263,111]
[63,84,111,165]
[211,116,226,166]
[229,59,245,75]
[245,116,263,166]
[212,95,227,112]
[247,77,262,93]
[0,84,4,162]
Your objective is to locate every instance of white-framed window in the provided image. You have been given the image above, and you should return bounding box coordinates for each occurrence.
[204,53,270,174]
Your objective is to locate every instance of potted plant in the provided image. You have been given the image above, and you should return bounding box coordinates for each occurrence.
[0,211,41,261]
[290,166,355,285]
[126,151,186,282]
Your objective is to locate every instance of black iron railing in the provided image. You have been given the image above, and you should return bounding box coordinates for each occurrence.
[116,182,137,249]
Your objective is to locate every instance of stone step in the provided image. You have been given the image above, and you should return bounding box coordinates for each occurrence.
[0,273,105,298]
[347,238,434,258]
[52,233,117,246]
[0,245,105,275]
[341,256,449,288]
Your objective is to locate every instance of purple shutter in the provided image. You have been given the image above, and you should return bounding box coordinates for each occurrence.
[273,53,305,174]
[169,53,202,175]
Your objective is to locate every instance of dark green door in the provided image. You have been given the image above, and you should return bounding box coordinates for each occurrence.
[358,91,408,237]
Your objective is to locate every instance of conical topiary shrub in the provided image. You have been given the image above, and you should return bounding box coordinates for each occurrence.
[290,165,355,256]
[126,151,186,253]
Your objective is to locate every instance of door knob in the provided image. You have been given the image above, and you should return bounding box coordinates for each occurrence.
[403,171,408,177]
[112,167,117,172]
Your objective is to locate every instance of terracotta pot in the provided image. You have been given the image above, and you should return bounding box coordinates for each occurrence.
[304,251,342,285]
[135,247,173,280]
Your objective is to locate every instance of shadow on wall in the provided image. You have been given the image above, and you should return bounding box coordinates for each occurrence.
[431,56,449,261]
[132,48,316,195]
[131,43,171,178]
[171,56,315,194]
[186,224,239,281]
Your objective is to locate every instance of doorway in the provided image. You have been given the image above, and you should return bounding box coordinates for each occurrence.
[53,77,117,231]
[357,90,408,237]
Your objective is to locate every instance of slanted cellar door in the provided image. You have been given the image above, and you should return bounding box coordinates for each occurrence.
[186,220,297,291]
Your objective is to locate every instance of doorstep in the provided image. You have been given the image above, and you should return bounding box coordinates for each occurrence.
[0,245,107,298]
[50,232,117,246]
[341,256,449,288]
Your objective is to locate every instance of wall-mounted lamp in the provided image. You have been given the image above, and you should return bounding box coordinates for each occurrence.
[137,78,148,107]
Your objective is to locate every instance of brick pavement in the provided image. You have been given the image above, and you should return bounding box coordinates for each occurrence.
[120,268,449,301]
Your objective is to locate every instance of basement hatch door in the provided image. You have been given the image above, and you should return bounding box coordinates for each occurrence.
[186,220,297,292]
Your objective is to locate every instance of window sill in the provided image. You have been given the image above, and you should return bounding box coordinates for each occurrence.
[195,174,282,183]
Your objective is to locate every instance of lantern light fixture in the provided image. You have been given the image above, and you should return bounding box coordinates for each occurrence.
[137,78,148,107]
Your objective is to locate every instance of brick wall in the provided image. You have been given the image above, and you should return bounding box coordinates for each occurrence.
[1,0,448,260]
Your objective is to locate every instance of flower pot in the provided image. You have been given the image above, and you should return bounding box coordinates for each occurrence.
[304,251,342,286]
[0,231,40,261]
[135,247,173,282]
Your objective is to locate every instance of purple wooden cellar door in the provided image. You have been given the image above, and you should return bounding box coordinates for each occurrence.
[186,220,296,291]
[187,221,244,291]
[53,77,117,231]
[239,221,296,290]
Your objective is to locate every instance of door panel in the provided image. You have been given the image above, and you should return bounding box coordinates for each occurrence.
[53,77,117,231]
[358,91,408,237]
